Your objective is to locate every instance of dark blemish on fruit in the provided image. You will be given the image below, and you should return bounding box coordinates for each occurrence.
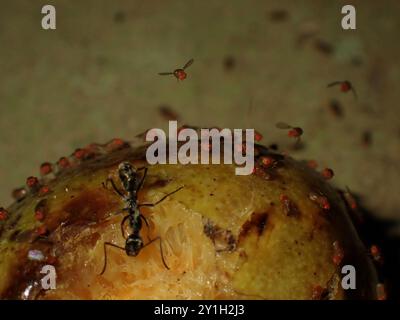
[280,195,301,217]
[203,219,236,252]
[61,189,119,227]
[239,212,268,241]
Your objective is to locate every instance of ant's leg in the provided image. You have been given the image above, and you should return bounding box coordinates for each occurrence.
[139,214,151,241]
[143,236,170,270]
[102,178,124,198]
[120,215,130,239]
[100,242,125,276]
[138,186,183,208]
[137,167,148,191]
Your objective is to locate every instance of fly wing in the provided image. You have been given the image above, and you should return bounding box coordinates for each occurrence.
[182,58,194,70]
[327,81,342,88]
[275,122,291,129]
[158,72,174,75]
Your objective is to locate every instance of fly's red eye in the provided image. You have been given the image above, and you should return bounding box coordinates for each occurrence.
[261,156,274,167]
[26,176,39,188]
[35,208,45,221]
[39,186,50,196]
[332,241,344,266]
[309,192,330,210]
[57,157,70,169]
[288,128,303,138]
[0,207,8,221]
[179,72,187,80]
[254,131,263,142]
[307,160,318,169]
[370,245,380,256]
[73,148,86,160]
[341,82,351,92]
[112,138,124,147]
[288,129,297,137]
[321,168,334,180]
[40,162,53,175]
[36,225,48,236]
[321,198,330,210]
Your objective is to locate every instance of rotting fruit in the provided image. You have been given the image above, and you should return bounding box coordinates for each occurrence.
[0,135,379,299]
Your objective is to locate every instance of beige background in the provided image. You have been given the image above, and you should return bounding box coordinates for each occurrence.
[0,0,400,225]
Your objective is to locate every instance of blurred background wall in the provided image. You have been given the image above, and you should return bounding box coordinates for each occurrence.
[0,0,399,225]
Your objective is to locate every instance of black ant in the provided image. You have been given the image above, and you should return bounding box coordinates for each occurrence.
[100,161,183,275]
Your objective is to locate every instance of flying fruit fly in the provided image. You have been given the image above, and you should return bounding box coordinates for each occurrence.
[158,58,194,81]
[276,122,303,147]
[327,80,357,99]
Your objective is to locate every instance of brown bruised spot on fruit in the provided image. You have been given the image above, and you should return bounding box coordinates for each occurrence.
[60,189,118,227]
[203,219,236,252]
[238,212,269,243]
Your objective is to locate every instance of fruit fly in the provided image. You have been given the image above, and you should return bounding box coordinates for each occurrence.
[276,122,303,145]
[376,283,387,300]
[341,186,364,224]
[311,285,328,300]
[332,241,344,266]
[370,245,384,265]
[309,191,330,210]
[0,207,8,221]
[100,161,183,275]
[321,168,334,180]
[327,80,357,99]
[158,58,194,81]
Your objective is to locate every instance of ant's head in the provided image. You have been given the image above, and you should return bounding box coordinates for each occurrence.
[118,162,139,190]
[125,236,143,256]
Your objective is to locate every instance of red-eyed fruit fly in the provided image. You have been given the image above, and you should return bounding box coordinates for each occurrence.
[332,241,344,266]
[321,168,334,180]
[370,245,384,265]
[0,207,8,221]
[254,130,263,142]
[311,285,328,300]
[309,191,330,210]
[276,122,303,144]
[376,283,387,300]
[343,186,358,210]
[327,80,357,99]
[159,59,194,81]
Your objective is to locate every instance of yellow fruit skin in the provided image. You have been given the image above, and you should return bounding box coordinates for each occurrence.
[0,143,378,299]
